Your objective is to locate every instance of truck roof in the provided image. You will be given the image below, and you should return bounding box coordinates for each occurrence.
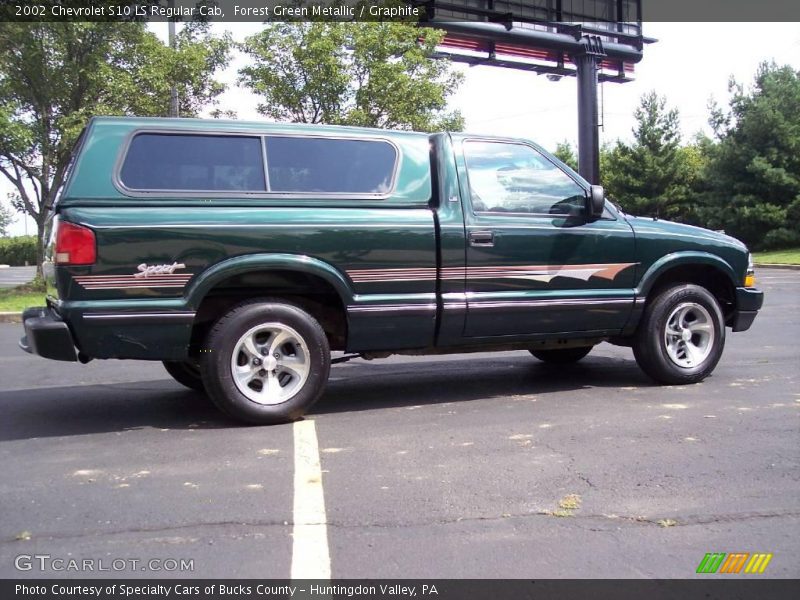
[88,116,435,140]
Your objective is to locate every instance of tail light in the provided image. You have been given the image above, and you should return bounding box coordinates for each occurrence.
[55,220,96,266]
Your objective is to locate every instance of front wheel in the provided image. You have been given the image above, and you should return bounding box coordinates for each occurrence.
[529,346,593,363]
[200,299,331,425]
[633,284,725,385]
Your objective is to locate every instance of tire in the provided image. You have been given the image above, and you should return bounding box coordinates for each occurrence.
[633,284,725,385]
[530,346,593,363]
[200,299,331,425]
[163,360,205,392]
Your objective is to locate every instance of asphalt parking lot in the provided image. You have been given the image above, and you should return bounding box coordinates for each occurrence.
[0,268,797,579]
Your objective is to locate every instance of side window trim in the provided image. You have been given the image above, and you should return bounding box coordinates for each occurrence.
[260,136,272,192]
[462,137,590,218]
[113,128,401,199]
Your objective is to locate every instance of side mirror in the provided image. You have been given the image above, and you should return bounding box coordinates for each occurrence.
[586,185,605,219]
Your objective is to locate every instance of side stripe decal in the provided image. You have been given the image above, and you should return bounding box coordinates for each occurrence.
[74,274,192,290]
[347,263,636,284]
[349,298,632,315]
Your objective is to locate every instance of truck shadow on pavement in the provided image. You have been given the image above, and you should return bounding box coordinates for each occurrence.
[0,383,227,442]
[0,354,654,441]
[316,354,653,416]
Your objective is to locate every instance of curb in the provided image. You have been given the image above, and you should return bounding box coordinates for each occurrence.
[754,263,800,270]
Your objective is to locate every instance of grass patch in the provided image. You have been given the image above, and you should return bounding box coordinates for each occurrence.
[0,279,46,312]
[656,519,678,528]
[544,493,583,518]
[753,248,800,265]
[558,494,582,511]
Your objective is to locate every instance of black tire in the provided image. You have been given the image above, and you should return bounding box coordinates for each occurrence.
[529,346,593,363]
[163,360,205,392]
[633,284,725,385]
[200,299,331,425]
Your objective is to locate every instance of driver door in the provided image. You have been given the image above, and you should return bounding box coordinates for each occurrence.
[457,139,636,338]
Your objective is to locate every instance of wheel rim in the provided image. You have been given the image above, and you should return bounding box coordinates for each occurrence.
[230,322,311,405]
[663,302,715,369]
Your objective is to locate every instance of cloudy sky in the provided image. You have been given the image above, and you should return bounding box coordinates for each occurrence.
[4,22,800,236]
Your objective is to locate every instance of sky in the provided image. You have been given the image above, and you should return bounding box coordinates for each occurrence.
[3,22,800,236]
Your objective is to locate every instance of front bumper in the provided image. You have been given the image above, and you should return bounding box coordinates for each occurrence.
[731,287,764,332]
[19,306,77,361]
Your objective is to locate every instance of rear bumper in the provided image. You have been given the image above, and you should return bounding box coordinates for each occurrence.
[731,287,764,332]
[19,306,77,361]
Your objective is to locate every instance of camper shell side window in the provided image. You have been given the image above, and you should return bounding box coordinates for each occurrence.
[115,130,400,198]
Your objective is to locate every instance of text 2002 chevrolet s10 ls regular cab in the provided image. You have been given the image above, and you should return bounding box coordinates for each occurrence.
[20,117,764,424]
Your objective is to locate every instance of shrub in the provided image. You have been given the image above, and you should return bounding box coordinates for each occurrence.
[761,228,800,250]
[0,236,37,266]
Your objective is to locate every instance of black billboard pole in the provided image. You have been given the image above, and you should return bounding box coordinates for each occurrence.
[574,36,606,185]
[423,20,643,184]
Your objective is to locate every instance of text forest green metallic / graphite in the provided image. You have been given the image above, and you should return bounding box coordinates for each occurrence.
[22,117,762,370]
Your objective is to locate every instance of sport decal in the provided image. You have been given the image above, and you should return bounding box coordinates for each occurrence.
[74,263,191,290]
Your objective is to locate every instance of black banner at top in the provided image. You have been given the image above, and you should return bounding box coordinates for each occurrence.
[0,0,798,23]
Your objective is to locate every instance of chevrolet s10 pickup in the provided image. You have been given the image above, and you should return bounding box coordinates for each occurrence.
[20,117,764,424]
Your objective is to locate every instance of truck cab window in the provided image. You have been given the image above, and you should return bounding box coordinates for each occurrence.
[464,141,585,216]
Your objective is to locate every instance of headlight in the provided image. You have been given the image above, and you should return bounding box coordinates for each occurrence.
[744,253,755,287]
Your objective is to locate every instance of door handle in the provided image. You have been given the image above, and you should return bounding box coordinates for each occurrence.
[469,230,495,247]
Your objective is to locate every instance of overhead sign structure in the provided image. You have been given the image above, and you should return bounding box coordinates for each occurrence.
[412,0,652,185]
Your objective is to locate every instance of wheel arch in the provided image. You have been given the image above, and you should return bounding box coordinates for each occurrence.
[184,254,353,352]
[637,252,739,323]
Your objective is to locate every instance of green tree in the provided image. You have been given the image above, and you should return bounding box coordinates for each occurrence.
[704,63,800,249]
[0,22,231,272]
[239,22,464,132]
[603,91,698,221]
[553,140,578,171]
[0,201,14,237]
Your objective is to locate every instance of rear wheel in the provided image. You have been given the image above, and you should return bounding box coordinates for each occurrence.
[633,284,725,384]
[529,346,593,363]
[163,360,205,392]
[200,299,331,425]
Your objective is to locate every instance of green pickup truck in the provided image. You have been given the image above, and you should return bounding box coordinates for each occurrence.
[21,117,763,424]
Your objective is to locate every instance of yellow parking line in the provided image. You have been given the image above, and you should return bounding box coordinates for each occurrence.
[291,419,331,580]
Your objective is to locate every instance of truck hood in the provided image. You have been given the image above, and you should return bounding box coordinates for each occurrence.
[625,216,748,252]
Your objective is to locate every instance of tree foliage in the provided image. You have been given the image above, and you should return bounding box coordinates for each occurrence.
[703,63,800,249]
[0,22,231,269]
[602,91,700,221]
[0,202,14,237]
[553,140,578,171]
[239,22,464,132]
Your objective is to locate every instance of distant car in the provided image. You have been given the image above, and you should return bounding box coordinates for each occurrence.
[20,117,763,424]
